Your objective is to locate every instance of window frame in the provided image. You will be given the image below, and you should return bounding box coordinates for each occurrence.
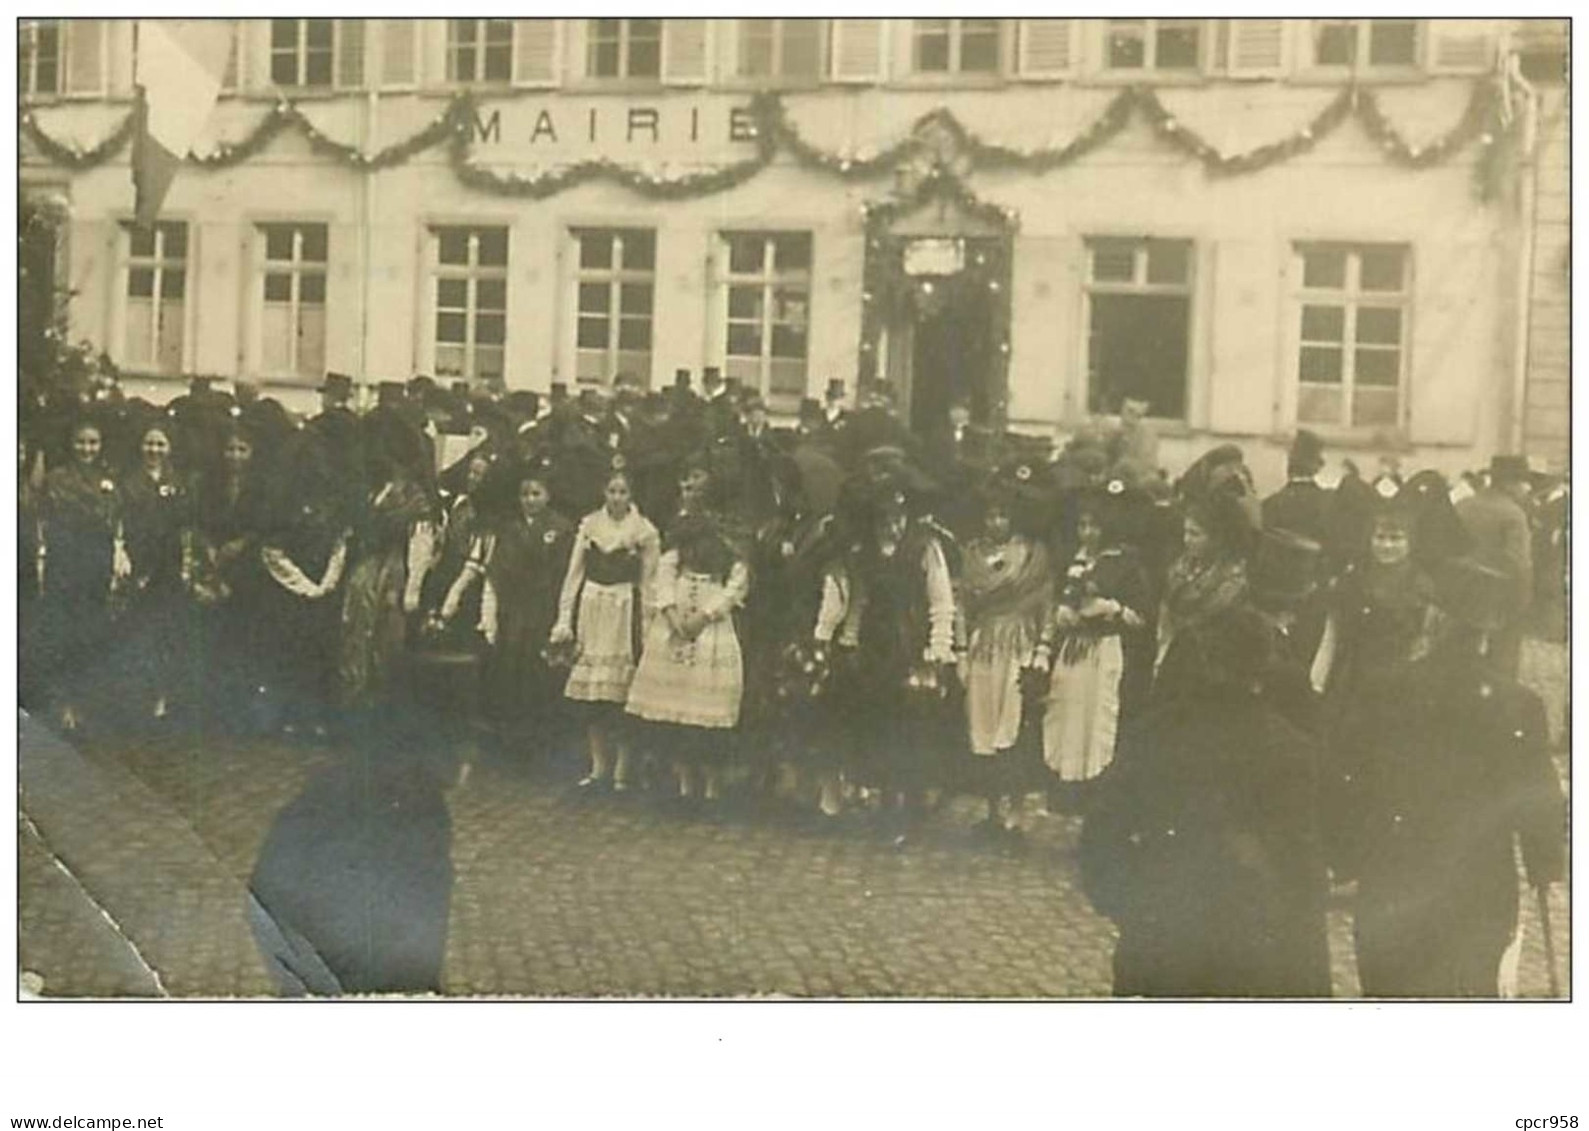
[1100,17,1209,76]
[445,18,516,86]
[427,224,511,385]
[570,227,657,388]
[18,19,65,98]
[585,18,664,82]
[718,230,814,408]
[251,221,331,382]
[116,220,193,377]
[1302,18,1425,77]
[908,17,1006,79]
[1290,241,1412,435]
[268,18,364,91]
[1079,235,1198,423]
[735,18,827,86]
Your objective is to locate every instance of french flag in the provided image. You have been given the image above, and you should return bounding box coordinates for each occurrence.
[132,20,234,228]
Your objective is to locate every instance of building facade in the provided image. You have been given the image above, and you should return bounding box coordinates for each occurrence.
[19,18,1556,481]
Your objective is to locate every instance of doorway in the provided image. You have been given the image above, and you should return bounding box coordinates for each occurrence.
[904,270,996,434]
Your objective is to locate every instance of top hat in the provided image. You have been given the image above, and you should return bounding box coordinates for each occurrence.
[674,368,692,390]
[702,366,723,387]
[188,375,214,393]
[376,381,407,406]
[798,396,823,422]
[320,372,354,399]
[549,382,570,400]
[1488,454,1529,485]
[824,379,846,401]
[504,390,541,416]
[1288,430,1326,476]
[1250,528,1324,609]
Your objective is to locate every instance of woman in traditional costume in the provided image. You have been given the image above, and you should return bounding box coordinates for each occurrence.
[549,469,661,792]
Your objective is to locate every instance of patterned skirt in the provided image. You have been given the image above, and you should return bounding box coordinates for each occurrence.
[625,572,744,729]
[564,580,640,704]
[1043,634,1124,782]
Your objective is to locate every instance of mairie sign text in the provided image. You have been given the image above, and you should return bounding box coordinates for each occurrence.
[467,99,759,151]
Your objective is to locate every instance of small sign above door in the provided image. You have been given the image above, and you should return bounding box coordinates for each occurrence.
[902,238,965,277]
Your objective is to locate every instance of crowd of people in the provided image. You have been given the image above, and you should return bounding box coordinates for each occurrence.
[17,364,1568,998]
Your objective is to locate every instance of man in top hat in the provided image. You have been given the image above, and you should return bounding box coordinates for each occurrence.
[822,379,848,426]
[1262,431,1335,565]
[837,380,915,471]
[1456,454,1534,679]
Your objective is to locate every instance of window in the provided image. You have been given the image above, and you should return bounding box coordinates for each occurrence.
[1105,19,1203,71]
[123,222,188,374]
[19,20,62,96]
[574,229,655,386]
[722,233,811,406]
[270,19,363,88]
[588,19,662,80]
[431,227,509,383]
[257,223,328,379]
[447,19,514,84]
[738,19,825,80]
[1311,19,1420,69]
[1084,238,1193,420]
[1295,244,1408,430]
[913,18,1002,74]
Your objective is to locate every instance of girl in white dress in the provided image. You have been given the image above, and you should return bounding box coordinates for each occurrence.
[549,471,660,792]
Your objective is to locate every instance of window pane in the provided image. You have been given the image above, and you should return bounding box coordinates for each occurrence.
[631,19,661,40]
[126,300,153,364]
[1298,384,1342,425]
[577,317,609,349]
[261,303,292,372]
[770,323,807,359]
[300,226,328,262]
[773,287,808,328]
[1300,304,1345,342]
[628,39,660,78]
[1368,20,1417,66]
[298,306,326,375]
[305,20,333,49]
[1355,348,1400,387]
[450,19,477,46]
[615,351,649,382]
[435,343,466,377]
[1156,21,1201,69]
[916,20,950,71]
[475,313,505,346]
[437,229,470,265]
[477,228,508,266]
[485,20,513,46]
[129,226,156,258]
[484,43,511,81]
[438,277,468,309]
[617,318,651,350]
[578,281,610,314]
[476,277,506,311]
[1356,306,1401,345]
[775,234,812,272]
[619,282,653,315]
[1090,240,1136,283]
[161,223,188,259]
[768,358,807,398]
[1299,345,1343,383]
[129,267,155,298]
[727,323,761,357]
[591,40,620,76]
[450,45,477,81]
[162,270,185,300]
[475,346,504,381]
[1352,386,1399,427]
[1086,292,1189,418]
[960,21,1001,72]
[579,232,613,269]
[262,226,293,262]
[1107,20,1147,68]
[1359,248,1405,291]
[271,19,298,49]
[299,272,326,305]
[783,21,822,76]
[727,287,762,320]
[728,235,765,275]
[1146,241,1190,285]
[1315,21,1356,66]
[621,231,655,270]
[1302,248,1347,289]
[157,301,184,372]
[592,19,620,40]
[305,50,333,87]
[436,311,467,343]
[263,272,291,302]
[740,21,775,75]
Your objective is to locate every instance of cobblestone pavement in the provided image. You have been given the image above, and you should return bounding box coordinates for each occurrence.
[18,646,1571,999]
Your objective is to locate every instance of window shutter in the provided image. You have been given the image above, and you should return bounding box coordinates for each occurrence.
[379,19,417,87]
[830,18,884,82]
[220,21,240,91]
[513,19,559,86]
[64,19,105,95]
[1427,18,1496,74]
[1226,18,1288,78]
[336,19,366,88]
[662,19,710,84]
[1018,19,1074,78]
